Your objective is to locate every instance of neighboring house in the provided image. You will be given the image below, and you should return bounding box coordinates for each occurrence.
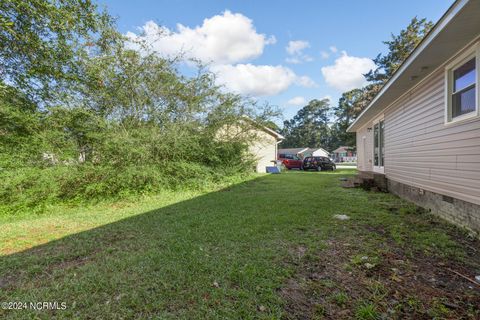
[278,147,309,158]
[217,119,284,173]
[332,146,357,163]
[307,148,330,158]
[249,126,284,173]
[347,0,480,234]
[278,147,329,159]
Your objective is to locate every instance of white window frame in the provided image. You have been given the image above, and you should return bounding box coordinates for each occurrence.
[361,136,366,171]
[372,115,385,174]
[444,43,480,124]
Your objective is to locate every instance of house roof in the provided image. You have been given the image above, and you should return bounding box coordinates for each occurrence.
[261,125,284,140]
[278,147,330,155]
[332,146,352,153]
[347,0,480,132]
[306,147,330,154]
[278,147,309,155]
[241,116,284,140]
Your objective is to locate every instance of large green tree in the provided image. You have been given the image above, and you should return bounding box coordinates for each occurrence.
[353,17,434,115]
[0,0,113,101]
[365,17,433,84]
[281,99,331,149]
[329,89,363,150]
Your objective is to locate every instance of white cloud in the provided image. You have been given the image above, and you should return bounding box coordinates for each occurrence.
[287,96,306,106]
[285,57,301,64]
[303,55,314,62]
[320,51,329,59]
[211,64,315,97]
[296,75,317,88]
[126,12,316,98]
[321,51,375,91]
[211,64,296,96]
[126,11,275,65]
[329,46,338,53]
[285,40,313,64]
[285,56,313,64]
[265,36,277,45]
[286,40,310,55]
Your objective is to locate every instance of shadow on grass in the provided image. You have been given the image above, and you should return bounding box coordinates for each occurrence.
[0,171,356,319]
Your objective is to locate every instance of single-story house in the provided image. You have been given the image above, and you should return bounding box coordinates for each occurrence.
[332,146,357,163]
[306,148,330,158]
[278,147,329,159]
[217,119,284,173]
[347,0,480,234]
[249,126,284,173]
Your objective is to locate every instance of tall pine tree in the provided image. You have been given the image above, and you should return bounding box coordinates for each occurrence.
[281,99,331,149]
[353,17,434,115]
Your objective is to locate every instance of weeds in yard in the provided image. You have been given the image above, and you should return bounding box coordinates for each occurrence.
[405,295,423,313]
[355,302,379,320]
[350,254,381,270]
[330,291,349,307]
[277,172,480,320]
[410,230,463,258]
[313,304,326,318]
[428,298,451,318]
[366,280,387,304]
[318,279,336,289]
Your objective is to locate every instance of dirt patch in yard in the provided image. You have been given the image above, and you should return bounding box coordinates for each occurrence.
[281,232,480,319]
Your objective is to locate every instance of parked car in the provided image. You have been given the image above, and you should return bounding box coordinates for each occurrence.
[278,153,303,170]
[303,156,336,171]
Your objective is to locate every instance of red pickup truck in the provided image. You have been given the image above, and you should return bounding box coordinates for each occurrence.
[278,153,303,170]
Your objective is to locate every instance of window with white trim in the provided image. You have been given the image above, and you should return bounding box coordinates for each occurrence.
[373,120,384,167]
[445,44,479,123]
[452,58,476,117]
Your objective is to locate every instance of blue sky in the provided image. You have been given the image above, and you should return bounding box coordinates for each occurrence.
[97,0,453,123]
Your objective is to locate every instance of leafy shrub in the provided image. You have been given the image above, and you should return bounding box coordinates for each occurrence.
[0,158,251,215]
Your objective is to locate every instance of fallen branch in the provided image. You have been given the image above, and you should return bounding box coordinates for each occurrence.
[447,268,480,287]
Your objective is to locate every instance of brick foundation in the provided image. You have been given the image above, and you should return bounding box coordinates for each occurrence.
[387,179,480,236]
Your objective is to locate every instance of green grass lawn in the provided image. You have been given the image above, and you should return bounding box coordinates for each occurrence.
[1,169,479,319]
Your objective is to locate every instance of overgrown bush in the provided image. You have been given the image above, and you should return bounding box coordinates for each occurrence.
[0,100,258,215]
[0,159,252,215]
[0,1,277,215]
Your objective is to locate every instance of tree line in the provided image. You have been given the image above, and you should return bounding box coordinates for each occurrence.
[280,17,433,152]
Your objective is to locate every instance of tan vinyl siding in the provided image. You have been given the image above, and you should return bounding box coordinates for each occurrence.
[384,68,480,205]
[216,122,280,173]
[248,130,277,173]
